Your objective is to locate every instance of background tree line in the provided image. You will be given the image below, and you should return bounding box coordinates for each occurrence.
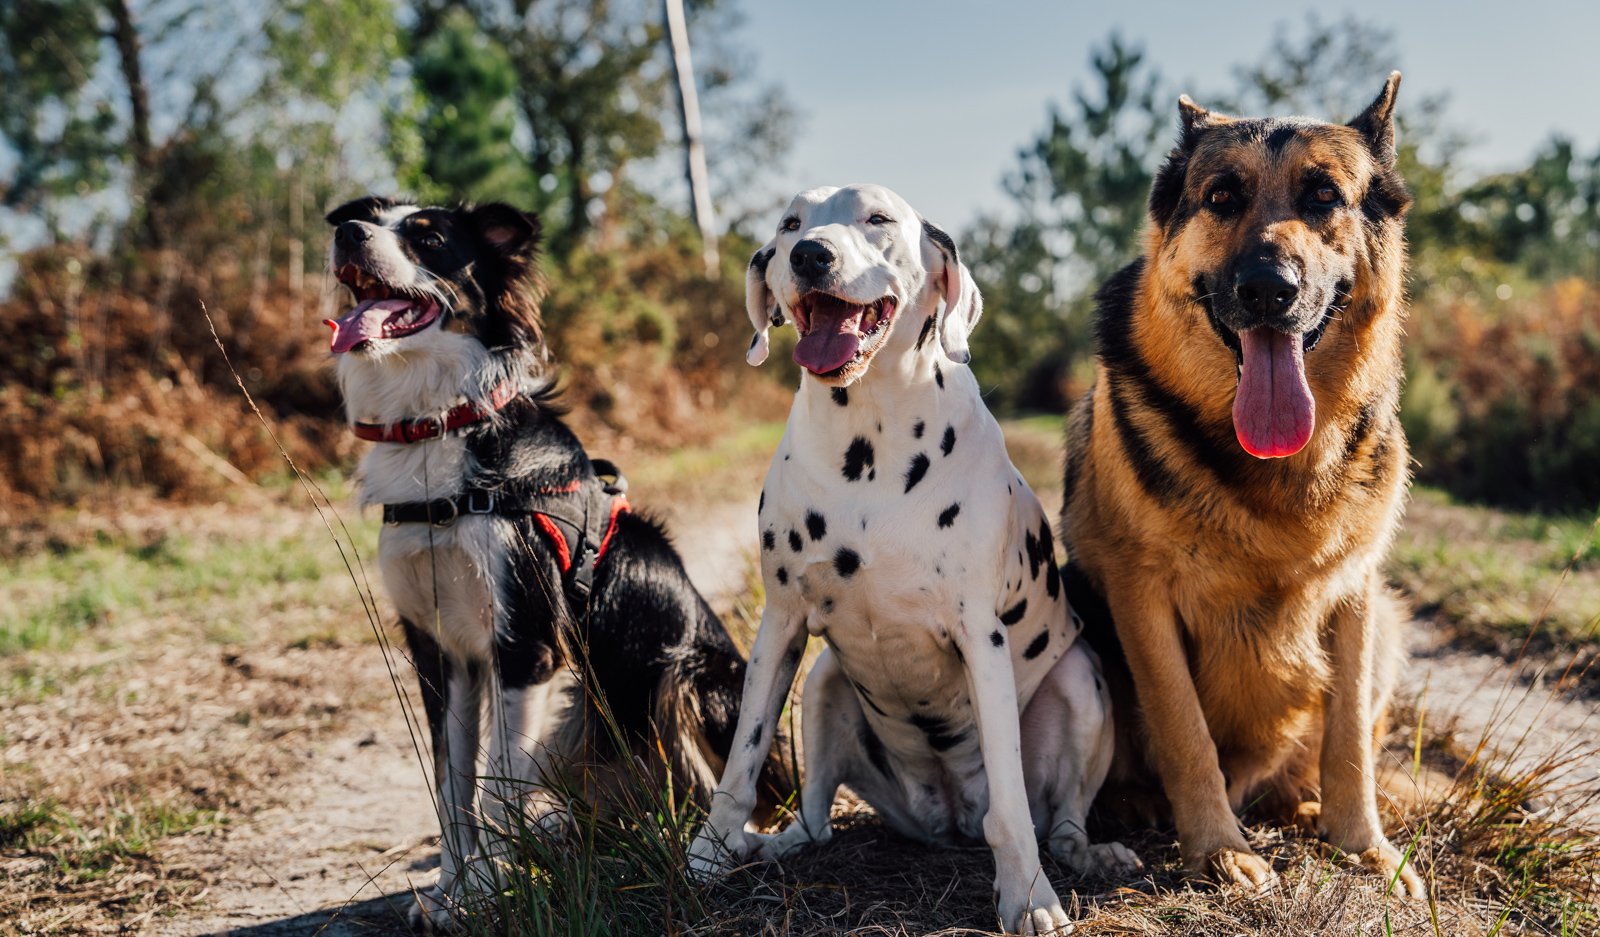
[1,5,1595,510]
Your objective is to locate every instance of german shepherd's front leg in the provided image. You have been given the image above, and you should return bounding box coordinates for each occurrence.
[1317,584,1425,898]
[1107,583,1276,890]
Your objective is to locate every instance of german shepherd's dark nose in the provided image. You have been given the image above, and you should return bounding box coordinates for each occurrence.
[1235,264,1300,318]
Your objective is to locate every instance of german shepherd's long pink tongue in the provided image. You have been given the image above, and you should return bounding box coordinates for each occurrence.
[792,296,866,374]
[324,299,411,353]
[1232,327,1315,458]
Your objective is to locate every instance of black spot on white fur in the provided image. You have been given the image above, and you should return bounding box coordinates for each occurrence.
[776,567,788,585]
[904,453,930,493]
[990,630,1004,648]
[1023,630,1049,660]
[934,363,944,389]
[788,529,802,552]
[914,314,935,350]
[832,386,849,406]
[913,419,925,439]
[834,547,860,578]
[842,437,874,482]
[806,511,827,541]
[940,425,955,457]
[746,722,764,749]
[937,503,960,528]
[999,599,1028,626]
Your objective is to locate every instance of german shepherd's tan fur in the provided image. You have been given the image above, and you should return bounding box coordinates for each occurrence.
[1062,73,1425,896]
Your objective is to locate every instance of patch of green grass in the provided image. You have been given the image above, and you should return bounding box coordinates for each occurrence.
[1,796,221,881]
[0,518,380,656]
[1390,487,1600,647]
[624,419,786,498]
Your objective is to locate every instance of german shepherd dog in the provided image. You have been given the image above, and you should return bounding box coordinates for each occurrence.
[323,197,789,926]
[1060,74,1424,897]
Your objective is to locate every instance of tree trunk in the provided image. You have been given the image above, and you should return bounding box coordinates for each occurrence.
[105,0,160,249]
[662,0,718,277]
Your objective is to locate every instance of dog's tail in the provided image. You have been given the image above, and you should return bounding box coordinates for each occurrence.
[653,631,797,824]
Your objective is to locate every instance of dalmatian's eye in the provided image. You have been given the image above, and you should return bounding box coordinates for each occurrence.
[780,216,800,233]
[867,213,893,225]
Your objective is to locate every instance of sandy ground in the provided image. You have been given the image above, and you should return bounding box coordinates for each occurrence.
[34,491,1596,936]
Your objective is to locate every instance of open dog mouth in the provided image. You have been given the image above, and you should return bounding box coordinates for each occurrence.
[324,263,443,353]
[791,292,897,375]
[1197,280,1351,460]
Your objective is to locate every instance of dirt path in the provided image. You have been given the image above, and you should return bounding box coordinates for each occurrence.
[147,493,1594,935]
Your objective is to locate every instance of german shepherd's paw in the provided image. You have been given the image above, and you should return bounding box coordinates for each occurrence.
[1201,846,1278,892]
[1354,844,1426,899]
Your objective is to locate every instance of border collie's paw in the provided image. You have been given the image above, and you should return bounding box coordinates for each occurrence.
[409,886,458,932]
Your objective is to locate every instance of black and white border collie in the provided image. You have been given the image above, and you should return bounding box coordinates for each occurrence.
[323,196,788,927]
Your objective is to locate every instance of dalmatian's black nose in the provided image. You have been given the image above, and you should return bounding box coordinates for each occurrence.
[790,239,837,277]
[335,221,374,247]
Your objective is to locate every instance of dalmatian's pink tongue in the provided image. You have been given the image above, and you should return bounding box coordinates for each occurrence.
[324,299,414,354]
[793,299,866,374]
[1232,327,1315,458]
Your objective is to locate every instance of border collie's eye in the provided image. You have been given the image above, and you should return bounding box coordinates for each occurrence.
[418,233,444,250]
[780,216,800,233]
[867,213,893,225]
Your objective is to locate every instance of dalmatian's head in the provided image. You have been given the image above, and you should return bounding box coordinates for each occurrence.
[744,184,981,387]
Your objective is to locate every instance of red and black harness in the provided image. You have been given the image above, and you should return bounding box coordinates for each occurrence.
[365,382,631,607]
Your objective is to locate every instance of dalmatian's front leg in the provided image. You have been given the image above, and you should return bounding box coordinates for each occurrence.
[687,602,807,876]
[956,604,1072,936]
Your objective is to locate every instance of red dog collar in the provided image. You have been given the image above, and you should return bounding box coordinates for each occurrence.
[352,379,520,443]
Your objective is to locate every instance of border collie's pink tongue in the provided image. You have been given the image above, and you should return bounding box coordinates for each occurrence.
[1232,327,1315,458]
[793,298,866,374]
[324,299,413,353]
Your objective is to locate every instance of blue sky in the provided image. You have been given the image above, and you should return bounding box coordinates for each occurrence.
[736,0,1600,231]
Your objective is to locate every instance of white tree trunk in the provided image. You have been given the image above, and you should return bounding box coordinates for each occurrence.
[663,0,718,277]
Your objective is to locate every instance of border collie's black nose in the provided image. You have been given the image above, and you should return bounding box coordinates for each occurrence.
[335,221,373,247]
[790,239,837,277]
[1236,266,1300,317]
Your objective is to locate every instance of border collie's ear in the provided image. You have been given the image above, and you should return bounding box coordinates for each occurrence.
[922,220,982,365]
[1349,71,1402,168]
[325,195,398,227]
[744,240,778,366]
[465,203,543,260]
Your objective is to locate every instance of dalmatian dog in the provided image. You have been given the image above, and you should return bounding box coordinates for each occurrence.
[688,185,1140,935]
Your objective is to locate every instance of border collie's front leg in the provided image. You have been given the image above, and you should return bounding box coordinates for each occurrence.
[403,619,482,929]
[956,603,1070,936]
[688,604,807,876]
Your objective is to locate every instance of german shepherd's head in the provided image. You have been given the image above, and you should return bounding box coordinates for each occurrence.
[1141,73,1412,459]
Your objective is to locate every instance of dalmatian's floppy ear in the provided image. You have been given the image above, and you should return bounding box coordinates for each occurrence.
[922,220,983,365]
[744,241,779,365]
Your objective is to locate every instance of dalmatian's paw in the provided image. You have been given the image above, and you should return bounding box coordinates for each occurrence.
[687,820,759,880]
[757,817,832,859]
[1050,834,1143,880]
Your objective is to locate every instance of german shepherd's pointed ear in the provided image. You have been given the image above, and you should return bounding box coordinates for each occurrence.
[744,240,778,366]
[1150,96,1229,230]
[325,195,399,226]
[922,219,983,365]
[1349,71,1402,168]
[464,203,543,261]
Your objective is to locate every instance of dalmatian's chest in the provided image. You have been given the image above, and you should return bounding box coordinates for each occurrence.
[759,408,1077,748]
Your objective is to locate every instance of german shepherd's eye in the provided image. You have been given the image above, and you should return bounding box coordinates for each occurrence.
[1205,179,1244,216]
[780,216,801,233]
[417,232,445,250]
[867,212,893,225]
[1305,184,1343,212]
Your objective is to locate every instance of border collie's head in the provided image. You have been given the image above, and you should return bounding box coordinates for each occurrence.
[323,196,544,357]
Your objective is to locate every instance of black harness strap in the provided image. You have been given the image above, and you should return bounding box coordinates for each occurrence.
[381,460,630,611]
